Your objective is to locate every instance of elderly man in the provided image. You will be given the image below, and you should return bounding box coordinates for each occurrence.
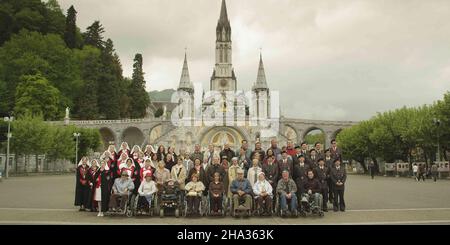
[228,157,242,198]
[220,143,235,162]
[276,170,297,217]
[269,138,282,161]
[247,158,262,187]
[230,169,252,213]
[109,169,135,211]
[190,144,204,163]
[253,172,273,216]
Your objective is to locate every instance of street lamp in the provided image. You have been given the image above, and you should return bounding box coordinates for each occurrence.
[433,118,441,162]
[73,133,81,165]
[3,116,14,179]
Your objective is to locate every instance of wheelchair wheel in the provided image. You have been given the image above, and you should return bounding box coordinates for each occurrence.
[159,208,164,218]
[126,209,133,217]
[175,208,180,218]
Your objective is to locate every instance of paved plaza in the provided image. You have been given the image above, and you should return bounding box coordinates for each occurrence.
[0,174,449,224]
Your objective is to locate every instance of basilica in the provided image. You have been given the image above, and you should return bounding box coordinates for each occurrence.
[63,0,355,153]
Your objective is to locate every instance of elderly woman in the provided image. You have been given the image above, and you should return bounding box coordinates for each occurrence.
[138,172,157,211]
[171,158,187,191]
[154,161,171,187]
[253,172,273,216]
[185,174,205,216]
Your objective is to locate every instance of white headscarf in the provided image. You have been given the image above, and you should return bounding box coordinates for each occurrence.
[78,157,90,167]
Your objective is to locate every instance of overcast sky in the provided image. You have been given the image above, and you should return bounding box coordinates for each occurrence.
[58,0,450,121]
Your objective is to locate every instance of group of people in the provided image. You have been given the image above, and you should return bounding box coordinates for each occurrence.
[74,138,347,217]
[412,163,440,182]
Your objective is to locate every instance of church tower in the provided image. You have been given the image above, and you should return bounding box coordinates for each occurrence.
[177,52,195,120]
[252,52,270,120]
[210,0,237,92]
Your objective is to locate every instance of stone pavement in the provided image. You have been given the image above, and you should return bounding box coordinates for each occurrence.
[0,174,449,224]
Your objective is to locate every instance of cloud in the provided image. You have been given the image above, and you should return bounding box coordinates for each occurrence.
[58,0,450,121]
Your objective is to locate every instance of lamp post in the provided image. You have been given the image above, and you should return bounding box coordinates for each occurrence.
[433,118,441,162]
[3,116,14,179]
[73,133,81,165]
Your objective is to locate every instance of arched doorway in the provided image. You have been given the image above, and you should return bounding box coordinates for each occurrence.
[200,127,246,151]
[99,127,116,150]
[303,127,325,150]
[122,127,145,148]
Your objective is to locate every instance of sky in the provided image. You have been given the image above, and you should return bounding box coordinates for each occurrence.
[58,0,450,121]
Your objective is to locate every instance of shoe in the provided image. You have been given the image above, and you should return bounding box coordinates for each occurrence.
[333,207,338,212]
[323,208,328,212]
[97,213,101,217]
[340,208,345,212]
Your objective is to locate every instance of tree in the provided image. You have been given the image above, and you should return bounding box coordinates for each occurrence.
[0,30,77,112]
[435,92,450,160]
[0,0,66,46]
[0,79,8,115]
[64,5,78,49]
[11,114,53,172]
[128,54,150,118]
[97,39,120,119]
[74,46,102,119]
[14,74,62,120]
[119,78,131,118]
[83,21,105,49]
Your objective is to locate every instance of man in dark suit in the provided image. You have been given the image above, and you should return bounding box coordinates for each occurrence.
[293,145,302,165]
[300,142,309,158]
[293,155,310,197]
[329,139,342,162]
[251,142,265,162]
[220,143,235,163]
[324,149,334,203]
[330,159,346,212]
[277,151,293,180]
[314,142,325,160]
[307,149,319,169]
[314,158,329,211]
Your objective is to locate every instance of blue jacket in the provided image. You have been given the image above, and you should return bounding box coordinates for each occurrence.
[230,178,252,194]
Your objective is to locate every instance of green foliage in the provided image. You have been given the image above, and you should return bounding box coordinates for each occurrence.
[154,107,164,118]
[11,114,102,160]
[63,5,80,49]
[0,0,66,46]
[304,132,325,146]
[338,93,450,167]
[129,54,150,118]
[83,21,104,49]
[14,74,62,120]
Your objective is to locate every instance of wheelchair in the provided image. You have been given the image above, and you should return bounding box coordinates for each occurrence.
[299,192,324,217]
[183,191,206,217]
[106,192,134,217]
[158,191,184,218]
[252,195,274,217]
[205,193,227,217]
[230,193,253,218]
[274,193,299,218]
[130,193,158,217]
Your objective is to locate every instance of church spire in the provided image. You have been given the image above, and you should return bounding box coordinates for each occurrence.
[253,51,268,90]
[219,0,229,23]
[178,51,194,92]
[216,0,231,42]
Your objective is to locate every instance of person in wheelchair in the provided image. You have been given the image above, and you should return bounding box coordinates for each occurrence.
[300,170,323,214]
[252,172,273,216]
[209,172,225,215]
[276,170,298,217]
[184,174,205,216]
[137,172,157,212]
[109,169,134,212]
[230,169,252,213]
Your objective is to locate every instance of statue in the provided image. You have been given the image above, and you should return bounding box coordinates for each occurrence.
[65,107,70,119]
